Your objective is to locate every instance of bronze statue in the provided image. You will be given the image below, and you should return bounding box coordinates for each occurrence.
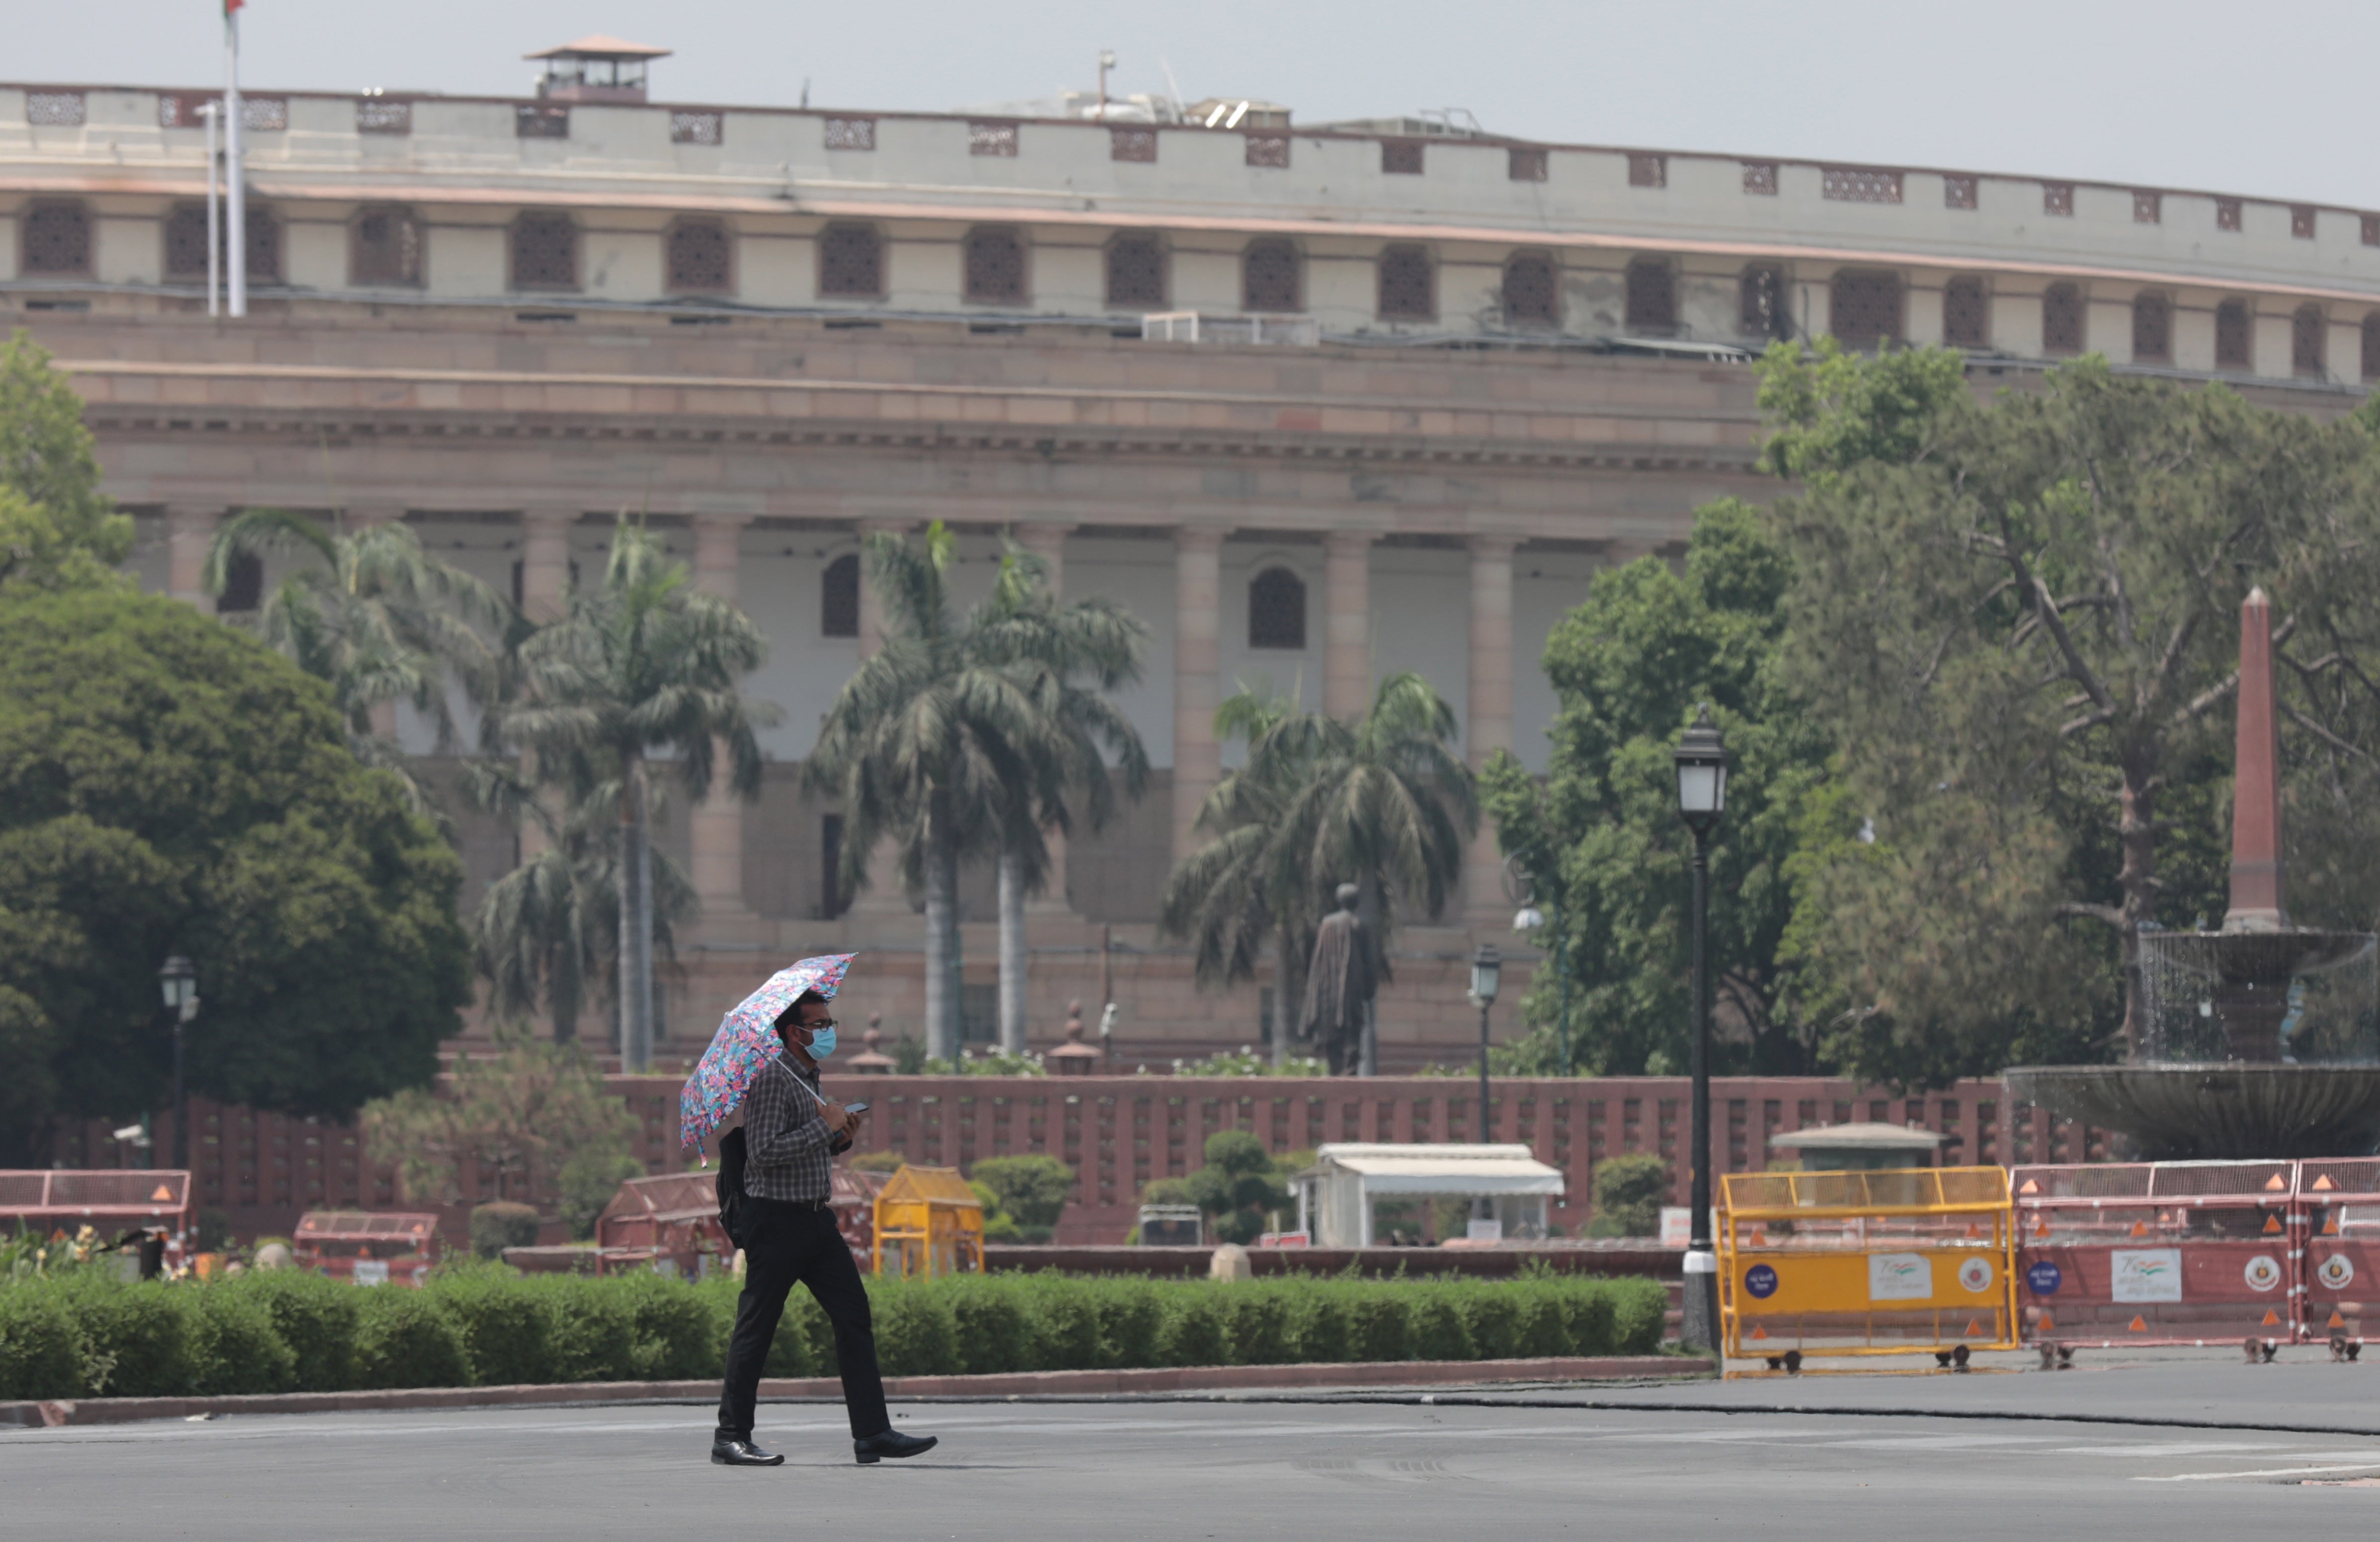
[1303,883,1378,1075]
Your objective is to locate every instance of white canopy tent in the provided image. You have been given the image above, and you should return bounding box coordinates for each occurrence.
[1292,1143,1567,1247]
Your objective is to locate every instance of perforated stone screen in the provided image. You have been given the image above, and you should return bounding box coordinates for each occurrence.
[1829,270,1902,348]
[1105,236,1165,309]
[1627,153,1666,188]
[352,205,422,286]
[963,227,1026,304]
[510,213,578,290]
[1943,276,1989,348]
[818,225,883,297]
[2216,197,2243,232]
[1624,259,1675,333]
[2134,190,2161,224]
[2042,181,2074,217]
[2216,300,2252,367]
[1741,162,1778,196]
[2293,305,2326,376]
[517,104,570,139]
[26,92,85,126]
[2132,292,2172,363]
[1242,240,1299,312]
[969,121,1018,157]
[21,202,91,275]
[667,221,732,292]
[671,111,724,146]
[1740,267,1786,339]
[2041,283,2084,354]
[1248,568,1306,650]
[1503,253,1557,327]
[1508,148,1547,182]
[1943,175,1978,210]
[164,203,211,279]
[1382,140,1423,175]
[825,117,875,151]
[1377,246,1434,320]
[1111,127,1156,163]
[357,97,411,134]
[1244,134,1289,169]
[2292,205,2317,240]
[2364,315,2380,382]
[1823,168,1902,204]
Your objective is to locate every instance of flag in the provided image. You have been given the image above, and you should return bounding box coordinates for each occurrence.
[225,0,245,13]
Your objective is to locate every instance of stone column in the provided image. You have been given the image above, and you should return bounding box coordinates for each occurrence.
[689,513,754,920]
[1172,526,1226,860]
[165,504,221,608]
[515,509,577,862]
[1016,522,1078,914]
[1463,536,1519,928]
[847,518,917,920]
[2226,586,2286,930]
[1324,531,1375,721]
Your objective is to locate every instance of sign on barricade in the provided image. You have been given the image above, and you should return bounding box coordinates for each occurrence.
[2297,1158,2380,1349]
[2012,1160,2298,1349]
[1718,1167,2016,1361]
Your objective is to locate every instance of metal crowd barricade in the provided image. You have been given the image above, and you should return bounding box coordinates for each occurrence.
[1718,1166,2016,1360]
[2296,1158,2380,1347]
[2012,1160,2299,1349]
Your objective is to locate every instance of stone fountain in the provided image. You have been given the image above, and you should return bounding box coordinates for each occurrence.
[2003,589,2380,1159]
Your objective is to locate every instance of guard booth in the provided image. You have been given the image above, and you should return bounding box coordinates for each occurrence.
[1718,1167,2017,1360]
[293,1211,442,1286]
[2012,1160,2298,1348]
[2297,1158,2380,1346]
[870,1165,984,1279]
[1290,1144,1565,1247]
[0,1171,194,1276]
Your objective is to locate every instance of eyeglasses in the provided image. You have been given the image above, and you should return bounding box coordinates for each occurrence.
[799,1017,838,1032]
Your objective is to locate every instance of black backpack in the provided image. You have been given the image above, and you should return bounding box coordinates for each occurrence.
[716,1126,750,1248]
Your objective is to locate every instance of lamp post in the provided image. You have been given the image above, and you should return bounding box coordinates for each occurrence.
[159,956,199,1171]
[1469,944,1501,1140]
[1672,705,1728,1356]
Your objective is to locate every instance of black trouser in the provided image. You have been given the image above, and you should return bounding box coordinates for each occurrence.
[715,1198,890,1443]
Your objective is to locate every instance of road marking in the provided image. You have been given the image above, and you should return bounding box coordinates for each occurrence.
[2138,1462,2380,1482]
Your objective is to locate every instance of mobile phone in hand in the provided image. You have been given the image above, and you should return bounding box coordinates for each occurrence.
[843,1101,870,1115]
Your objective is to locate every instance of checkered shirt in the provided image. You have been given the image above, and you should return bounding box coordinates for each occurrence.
[741,1050,835,1203]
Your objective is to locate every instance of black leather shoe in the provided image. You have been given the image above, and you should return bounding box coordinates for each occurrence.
[853,1430,938,1464]
[711,1438,784,1467]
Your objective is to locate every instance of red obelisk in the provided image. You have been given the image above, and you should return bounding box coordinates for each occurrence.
[2224,586,2286,933]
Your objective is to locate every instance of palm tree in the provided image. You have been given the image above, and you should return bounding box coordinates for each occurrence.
[203,509,509,809]
[808,524,1148,1059]
[466,770,698,1044]
[1161,673,1477,1070]
[488,520,771,1071]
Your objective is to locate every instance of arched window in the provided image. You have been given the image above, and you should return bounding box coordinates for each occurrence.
[1247,567,1306,650]
[510,212,578,290]
[20,201,91,275]
[2131,291,2171,364]
[351,204,422,286]
[1242,239,1300,313]
[666,219,732,293]
[963,226,1026,305]
[2041,283,2084,355]
[1942,276,1989,348]
[2216,300,2253,370]
[1740,266,1788,341]
[1105,235,1165,309]
[818,224,883,298]
[1502,252,1558,328]
[1377,245,1434,321]
[1829,270,1903,350]
[2293,304,2326,378]
[164,202,211,281]
[2362,313,2380,383]
[1623,258,1675,334]
[821,554,859,639]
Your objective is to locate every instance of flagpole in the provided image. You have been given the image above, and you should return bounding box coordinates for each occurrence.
[202,101,219,318]
[225,4,246,318]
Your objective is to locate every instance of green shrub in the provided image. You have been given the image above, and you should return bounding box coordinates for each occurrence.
[56,1276,189,1397]
[1341,1286,1412,1363]
[0,1288,81,1399]
[1289,1283,1349,1363]
[469,1203,542,1261]
[942,1275,1030,1375]
[1031,1275,1104,1370]
[239,1270,361,1391]
[616,1272,719,1380]
[968,1157,1075,1230]
[353,1288,471,1389]
[868,1282,956,1376]
[1223,1284,1293,1365]
[534,1275,638,1382]
[1589,1154,1670,1238]
[186,1285,297,1395]
[1406,1291,1473,1361]
[1607,1276,1668,1354]
[1088,1277,1164,1369]
[1159,1286,1228,1367]
[428,1265,551,1387]
[1461,1285,1520,1360]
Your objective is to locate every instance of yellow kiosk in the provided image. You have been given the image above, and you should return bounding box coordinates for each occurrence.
[870,1165,986,1278]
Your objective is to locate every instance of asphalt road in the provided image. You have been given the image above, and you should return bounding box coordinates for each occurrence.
[11,1358,2380,1541]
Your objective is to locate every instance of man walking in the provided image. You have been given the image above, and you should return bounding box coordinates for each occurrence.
[713,987,938,1467]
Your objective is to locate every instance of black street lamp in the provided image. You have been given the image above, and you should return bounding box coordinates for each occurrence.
[1469,944,1501,1145]
[1673,706,1728,1355]
[159,955,199,1171]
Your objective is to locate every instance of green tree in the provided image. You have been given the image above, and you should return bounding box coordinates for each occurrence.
[0,331,133,593]
[202,509,509,809]
[1480,500,1830,1076]
[1770,349,2380,1081]
[0,588,471,1165]
[1161,674,1475,1070]
[808,525,1147,1059]
[1142,1131,1291,1247]
[968,1154,1075,1242]
[486,522,771,1071]
[359,1026,638,1209]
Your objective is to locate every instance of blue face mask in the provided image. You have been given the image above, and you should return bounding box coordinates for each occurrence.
[806,1025,838,1060]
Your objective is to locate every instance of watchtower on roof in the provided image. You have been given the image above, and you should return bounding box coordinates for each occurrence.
[525,35,671,103]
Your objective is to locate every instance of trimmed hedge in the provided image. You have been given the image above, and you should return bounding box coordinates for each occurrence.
[0,1266,1666,1401]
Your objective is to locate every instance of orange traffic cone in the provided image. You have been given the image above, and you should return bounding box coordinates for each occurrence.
[2264,1214,2285,1235]
[2129,1315,2148,1332]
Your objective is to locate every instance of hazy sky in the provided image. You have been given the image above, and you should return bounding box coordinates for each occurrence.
[15,0,2374,206]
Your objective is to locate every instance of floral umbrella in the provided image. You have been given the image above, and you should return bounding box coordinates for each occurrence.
[679,953,856,1155]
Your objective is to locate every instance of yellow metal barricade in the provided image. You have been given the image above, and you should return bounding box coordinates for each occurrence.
[1719,1166,2016,1360]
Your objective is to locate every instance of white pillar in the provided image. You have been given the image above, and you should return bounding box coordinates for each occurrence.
[166,505,221,609]
[1463,536,1518,927]
[1172,526,1226,861]
[1324,531,1376,721]
[690,513,754,919]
